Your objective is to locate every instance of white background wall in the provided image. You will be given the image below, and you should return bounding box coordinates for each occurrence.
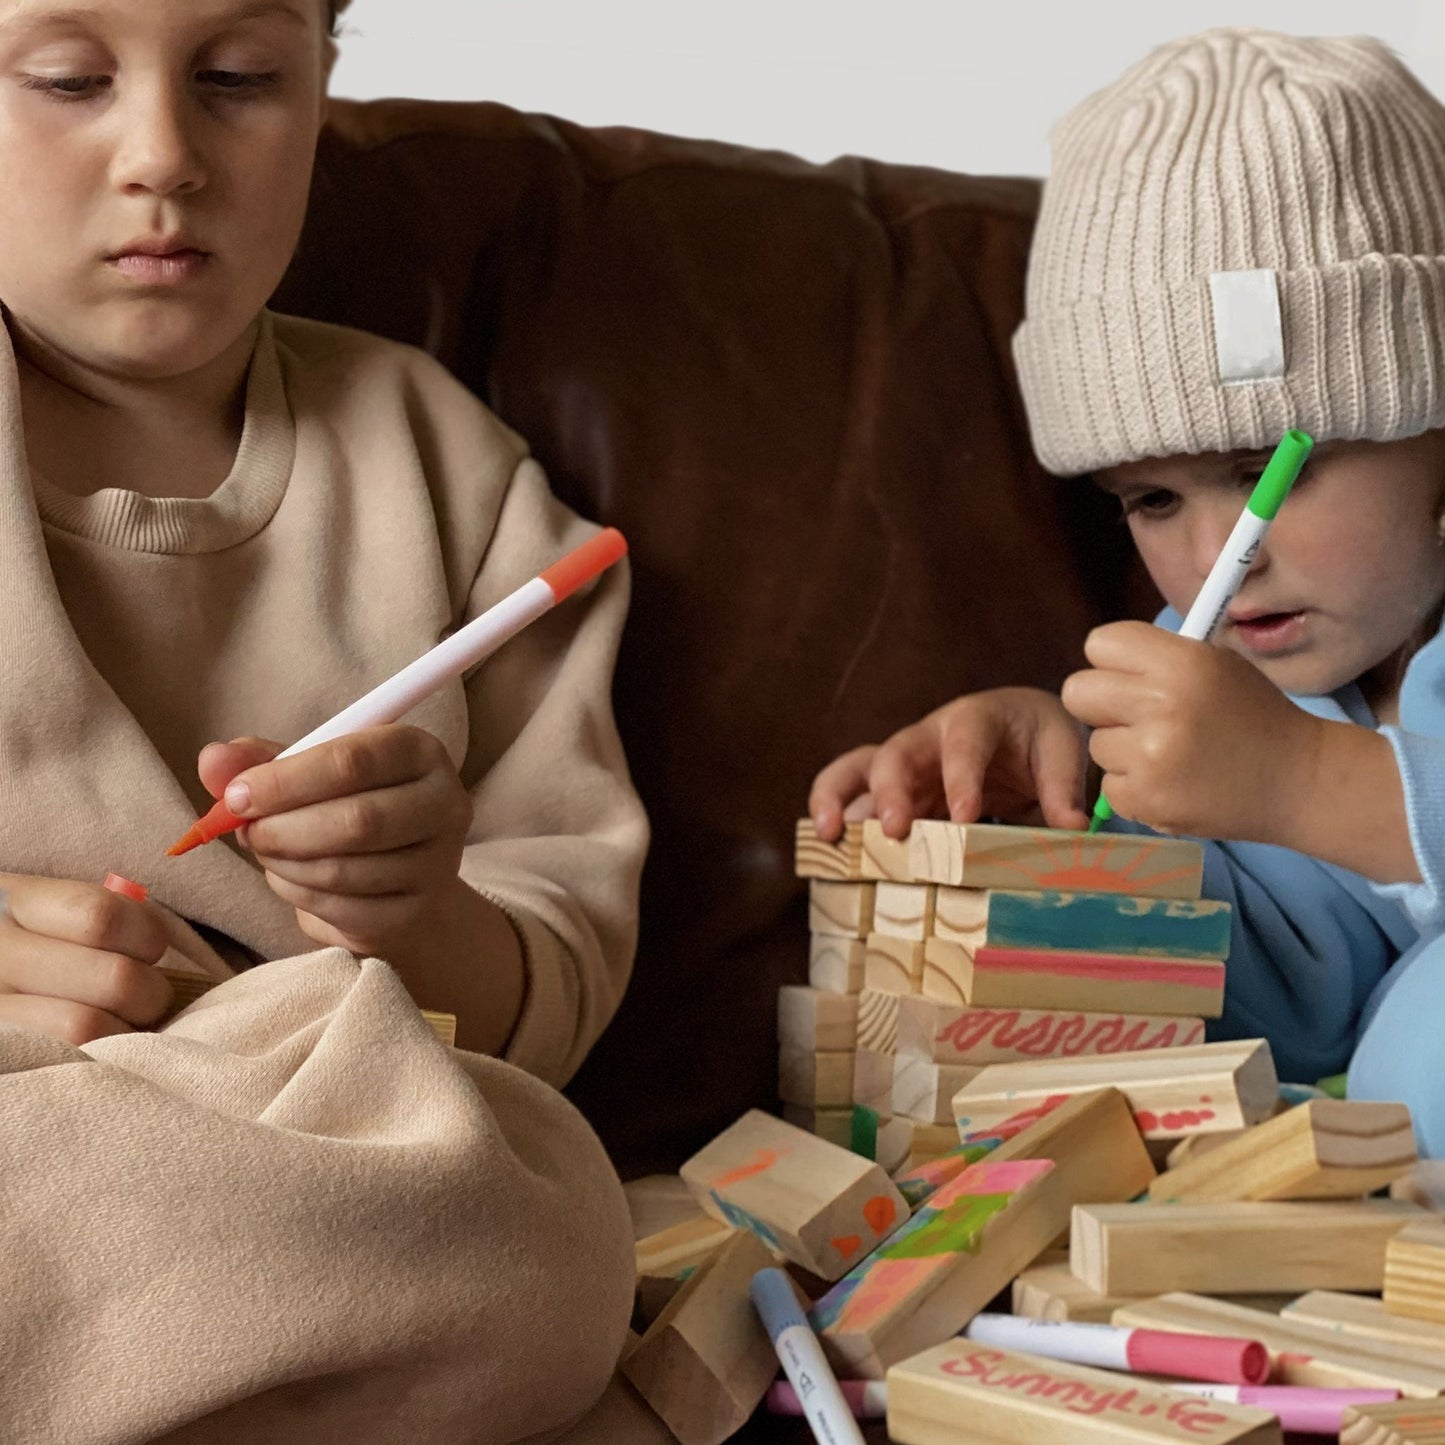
[330,0,1445,177]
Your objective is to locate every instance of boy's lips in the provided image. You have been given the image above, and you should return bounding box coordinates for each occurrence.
[1226,607,1309,654]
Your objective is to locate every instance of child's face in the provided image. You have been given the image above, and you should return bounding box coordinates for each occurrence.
[1095,432,1445,699]
[0,0,330,378]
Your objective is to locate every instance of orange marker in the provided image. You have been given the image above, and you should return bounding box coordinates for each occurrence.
[103,873,148,902]
[165,528,628,858]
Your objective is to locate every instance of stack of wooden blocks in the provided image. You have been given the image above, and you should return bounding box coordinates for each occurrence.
[619,818,1445,1444]
[786,817,1230,1171]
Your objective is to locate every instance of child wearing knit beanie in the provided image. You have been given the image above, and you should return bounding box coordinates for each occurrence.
[813,28,1445,1155]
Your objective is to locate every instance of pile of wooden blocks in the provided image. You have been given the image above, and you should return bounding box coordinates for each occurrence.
[785,817,1228,1172]
[619,818,1445,1444]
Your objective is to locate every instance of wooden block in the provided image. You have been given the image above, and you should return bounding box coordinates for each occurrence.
[635,1274,688,1330]
[809,934,865,994]
[856,988,900,1053]
[1342,1398,1445,1444]
[783,1104,855,1150]
[897,993,1205,1065]
[1285,1290,1445,1352]
[895,1088,1155,1213]
[892,1057,979,1125]
[1394,1163,1445,1213]
[635,1215,738,1279]
[852,1047,894,1115]
[158,966,457,1045]
[872,882,935,941]
[625,1174,707,1240]
[860,818,914,881]
[932,886,1231,958]
[808,880,875,938]
[680,1109,907,1281]
[1149,1099,1418,1202]
[777,985,859,1052]
[794,819,865,880]
[864,934,925,994]
[778,1047,853,1107]
[885,1336,1280,1445]
[1012,1253,1149,1323]
[906,819,1204,899]
[621,1229,779,1445]
[808,1157,1068,1378]
[1114,1292,1445,1397]
[1074,1198,1425,1295]
[876,1118,958,1175]
[1387,1218,1445,1323]
[919,937,1224,1017]
[952,1039,1279,1141]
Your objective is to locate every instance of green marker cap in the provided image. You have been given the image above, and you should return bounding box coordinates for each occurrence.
[1247,429,1313,521]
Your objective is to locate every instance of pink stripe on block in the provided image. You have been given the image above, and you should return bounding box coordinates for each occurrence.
[973,948,1225,989]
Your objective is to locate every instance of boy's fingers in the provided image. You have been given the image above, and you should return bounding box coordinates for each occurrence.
[0,915,172,1025]
[2,878,169,967]
[1032,716,1091,831]
[869,727,944,838]
[224,727,441,820]
[841,792,877,824]
[1059,669,1154,728]
[938,708,1011,824]
[198,737,286,801]
[809,748,876,839]
[1082,619,1171,671]
[0,992,138,1045]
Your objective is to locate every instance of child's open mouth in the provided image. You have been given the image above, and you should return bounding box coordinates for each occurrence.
[1228,610,1307,654]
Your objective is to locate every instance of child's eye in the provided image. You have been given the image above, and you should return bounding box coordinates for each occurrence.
[19,74,109,99]
[19,70,279,102]
[197,70,280,92]
[1120,489,1179,519]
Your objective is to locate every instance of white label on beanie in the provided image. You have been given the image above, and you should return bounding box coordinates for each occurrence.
[1209,269,1285,384]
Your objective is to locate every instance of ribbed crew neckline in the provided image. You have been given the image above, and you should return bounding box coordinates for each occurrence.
[27,309,296,554]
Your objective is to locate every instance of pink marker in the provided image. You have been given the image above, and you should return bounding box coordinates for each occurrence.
[1165,1383,1400,1434]
[766,1380,886,1420]
[963,1314,1269,1385]
[166,528,628,857]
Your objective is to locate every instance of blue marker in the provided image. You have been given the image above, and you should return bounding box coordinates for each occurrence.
[750,1267,866,1445]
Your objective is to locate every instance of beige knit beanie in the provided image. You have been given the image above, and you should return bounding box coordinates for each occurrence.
[1012,29,1445,476]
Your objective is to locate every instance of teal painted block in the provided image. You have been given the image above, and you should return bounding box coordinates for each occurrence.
[987,890,1232,959]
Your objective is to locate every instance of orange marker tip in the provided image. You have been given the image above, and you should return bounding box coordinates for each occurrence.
[165,828,205,858]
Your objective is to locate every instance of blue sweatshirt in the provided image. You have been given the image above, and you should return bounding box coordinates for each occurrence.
[1105,605,1437,1082]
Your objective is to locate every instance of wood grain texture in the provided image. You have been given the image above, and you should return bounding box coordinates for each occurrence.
[852,1047,894,1115]
[1073,1198,1424,1295]
[1149,1099,1417,1202]
[777,985,859,1052]
[794,819,865,880]
[808,880,876,938]
[635,1215,737,1279]
[1285,1290,1445,1352]
[860,819,914,881]
[886,1337,1279,1445]
[863,934,925,995]
[1386,1218,1445,1324]
[1113,1292,1445,1397]
[872,882,936,941]
[1011,1252,1148,1323]
[952,1040,1279,1142]
[891,1057,979,1125]
[907,820,1205,899]
[855,988,900,1054]
[1341,1398,1445,1444]
[680,1109,907,1281]
[808,934,866,994]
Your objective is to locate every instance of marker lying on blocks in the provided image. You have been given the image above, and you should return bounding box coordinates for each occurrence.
[165,528,629,857]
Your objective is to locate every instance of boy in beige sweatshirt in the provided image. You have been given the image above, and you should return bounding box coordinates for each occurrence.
[0,0,661,1439]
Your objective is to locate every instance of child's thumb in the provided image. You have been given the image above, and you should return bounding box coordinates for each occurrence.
[197,738,286,800]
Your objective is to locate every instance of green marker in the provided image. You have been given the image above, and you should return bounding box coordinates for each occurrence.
[1087,429,1314,835]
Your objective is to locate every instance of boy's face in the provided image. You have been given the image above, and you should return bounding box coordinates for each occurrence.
[1095,432,1445,699]
[0,0,331,379]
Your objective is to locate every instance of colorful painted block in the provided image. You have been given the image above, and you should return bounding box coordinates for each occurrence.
[933,887,1232,959]
[896,995,1205,1066]
[907,820,1204,899]
[921,939,1224,1017]
[808,1157,1067,1377]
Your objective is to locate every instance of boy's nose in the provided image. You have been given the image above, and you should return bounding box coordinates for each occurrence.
[109,85,206,198]
[1192,505,1268,579]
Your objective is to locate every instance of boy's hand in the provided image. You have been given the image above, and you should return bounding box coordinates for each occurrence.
[0,874,172,1044]
[808,687,1092,842]
[199,726,475,959]
[1060,621,1320,842]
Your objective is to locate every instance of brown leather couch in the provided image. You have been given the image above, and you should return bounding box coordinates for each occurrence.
[277,97,1157,1441]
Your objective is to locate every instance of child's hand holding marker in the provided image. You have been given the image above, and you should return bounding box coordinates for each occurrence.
[0,876,171,1044]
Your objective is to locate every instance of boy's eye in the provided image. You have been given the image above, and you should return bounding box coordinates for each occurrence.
[19,71,279,101]
[1120,489,1179,519]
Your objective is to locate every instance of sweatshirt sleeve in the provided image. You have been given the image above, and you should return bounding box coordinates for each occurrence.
[452,457,649,1088]
[1370,725,1445,933]
[1106,816,1413,1081]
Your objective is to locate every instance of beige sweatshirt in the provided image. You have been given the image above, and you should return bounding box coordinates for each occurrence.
[0,310,656,1441]
[13,307,648,1088]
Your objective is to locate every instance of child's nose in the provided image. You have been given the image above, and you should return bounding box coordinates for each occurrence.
[109,84,206,198]
[1192,504,1269,579]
